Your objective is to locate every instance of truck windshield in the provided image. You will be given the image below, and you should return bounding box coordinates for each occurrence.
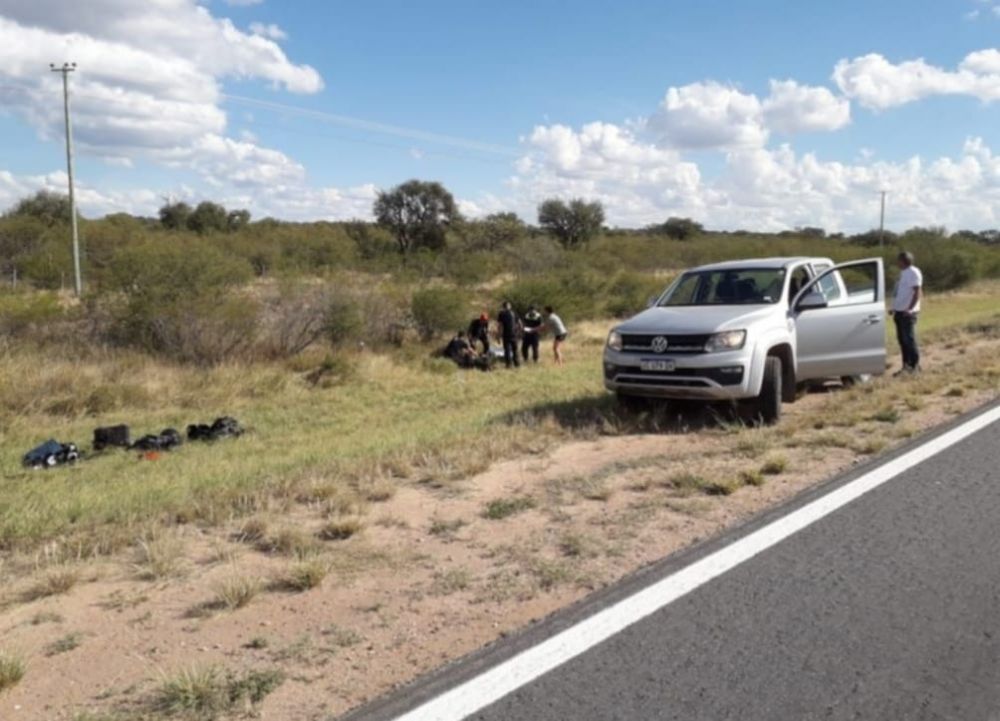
[658,268,786,306]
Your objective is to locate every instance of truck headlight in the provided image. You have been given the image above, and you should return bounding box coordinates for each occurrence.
[704,330,746,352]
[607,331,623,351]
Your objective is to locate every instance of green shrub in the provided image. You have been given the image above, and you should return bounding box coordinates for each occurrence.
[410,287,468,341]
[0,292,66,335]
[104,240,256,363]
[604,272,666,318]
[501,267,607,322]
[325,292,365,347]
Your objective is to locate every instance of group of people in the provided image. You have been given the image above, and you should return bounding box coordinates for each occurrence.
[445,304,568,370]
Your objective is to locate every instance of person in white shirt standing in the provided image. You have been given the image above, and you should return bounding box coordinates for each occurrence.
[890,251,923,375]
[544,305,568,366]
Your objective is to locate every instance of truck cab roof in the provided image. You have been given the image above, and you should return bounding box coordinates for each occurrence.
[691,257,833,273]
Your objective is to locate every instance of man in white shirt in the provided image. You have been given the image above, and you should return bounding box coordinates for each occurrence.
[890,251,923,375]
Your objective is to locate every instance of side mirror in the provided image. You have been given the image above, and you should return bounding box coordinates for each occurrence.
[796,291,827,311]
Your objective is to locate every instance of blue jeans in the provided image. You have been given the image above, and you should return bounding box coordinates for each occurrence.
[894,312,920,369]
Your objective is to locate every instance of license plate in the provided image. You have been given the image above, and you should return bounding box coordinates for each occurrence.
[640,359,676,372]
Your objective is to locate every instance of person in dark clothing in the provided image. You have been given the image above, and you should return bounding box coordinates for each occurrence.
[445,331,487,369]
[497,301,521,369]
[521,306,543,363]
[468,313,491,354]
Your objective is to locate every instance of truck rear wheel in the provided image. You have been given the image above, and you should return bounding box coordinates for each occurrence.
[756,356,782,425]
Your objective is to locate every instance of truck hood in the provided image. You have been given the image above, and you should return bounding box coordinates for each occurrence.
[614,305,778,335]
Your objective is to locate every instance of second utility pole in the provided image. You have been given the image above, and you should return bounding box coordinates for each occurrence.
[50,61,82,297]
[878,190,887,250]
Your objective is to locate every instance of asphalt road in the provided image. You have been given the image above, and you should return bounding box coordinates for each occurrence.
[347,402,1000,721]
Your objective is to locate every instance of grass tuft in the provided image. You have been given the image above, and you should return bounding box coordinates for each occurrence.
[481,495,536,520]
[155,665,285,716]
[24,568,79,601]
[870,407,901,424]
[213,575,261,611]
[134,534,185,580]
[739,469,766,487]
[318,517,364,541]
[666,472,707,495]
[703,478,741,496]
[0,650,25,693]
[281,559,330,591]
[429,517,466,537]
[760,456,789,475]
[45,632,84,656]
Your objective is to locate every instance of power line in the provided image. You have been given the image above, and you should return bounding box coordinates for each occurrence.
[49,62,82,298]
[220,93,520,157]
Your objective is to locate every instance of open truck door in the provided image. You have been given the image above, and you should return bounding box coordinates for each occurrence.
[792,258,887,380]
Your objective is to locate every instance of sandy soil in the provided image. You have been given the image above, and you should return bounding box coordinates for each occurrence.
[1,337,998,720]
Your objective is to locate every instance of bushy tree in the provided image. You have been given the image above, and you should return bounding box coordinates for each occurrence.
[186,201,229,234]
[650,217,704,240]
[158,201,192,230]
[227,209,251,232]
[7,190,72,226]
[537,198,605,248]
[466,212,526,251]
[374,180,460,254]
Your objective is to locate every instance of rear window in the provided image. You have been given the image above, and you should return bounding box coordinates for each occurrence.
[811,264,842,302]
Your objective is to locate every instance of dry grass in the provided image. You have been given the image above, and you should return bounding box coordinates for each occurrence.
[213,575,261,611]
[482,496,537,520]
[0,650,25,693]
[45,632,84,656]
[318,517,364,541]
[134,533,185,580]
[760,456,789,475]
[280,559,330,591]
[23,568,79,601]
[259,527,323,559]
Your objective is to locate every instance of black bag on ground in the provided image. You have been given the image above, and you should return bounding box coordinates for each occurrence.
[131,428,183,452]
[23,440,81,469]
[187,416,244,442]
[93,424,131,451]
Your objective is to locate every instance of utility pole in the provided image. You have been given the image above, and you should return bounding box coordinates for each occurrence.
[878,190,887,250]
[50,62,82,297]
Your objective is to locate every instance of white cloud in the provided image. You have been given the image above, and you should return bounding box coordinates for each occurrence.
[643,79,850,149]
[249,22,287,41]
[833,49,1000,109]
[0,0,321,191]
[647,82,767,149]
[762,79,851,133]
[503,114,1000,231]
[224,0,264,6]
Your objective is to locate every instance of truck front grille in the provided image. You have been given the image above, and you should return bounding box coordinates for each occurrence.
[620,334,711,354]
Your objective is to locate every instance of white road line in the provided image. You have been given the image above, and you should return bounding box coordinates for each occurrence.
[394,403,1000,721]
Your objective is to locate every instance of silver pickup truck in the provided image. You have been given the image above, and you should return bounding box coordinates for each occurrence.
[603,256,887,423]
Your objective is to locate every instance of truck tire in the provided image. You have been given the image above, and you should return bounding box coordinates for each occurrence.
[756,356,782,425]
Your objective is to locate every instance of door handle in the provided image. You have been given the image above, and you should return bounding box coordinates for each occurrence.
[863,315,881,325]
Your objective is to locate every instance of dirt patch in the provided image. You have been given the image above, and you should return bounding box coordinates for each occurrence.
[1,337,998,720]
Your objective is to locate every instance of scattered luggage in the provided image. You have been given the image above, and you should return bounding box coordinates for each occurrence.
[93,424,131,451]
[131,428,183,452]
[23,440,81,470]
[20,415,243,473]
[187,416,244,442]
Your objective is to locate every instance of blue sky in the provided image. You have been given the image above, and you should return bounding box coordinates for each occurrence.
[2,0,1000,230]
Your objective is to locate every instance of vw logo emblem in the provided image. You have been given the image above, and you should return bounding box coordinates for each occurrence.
[651,336,669,353]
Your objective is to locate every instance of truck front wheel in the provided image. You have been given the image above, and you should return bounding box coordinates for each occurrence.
[756,356,782,425]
